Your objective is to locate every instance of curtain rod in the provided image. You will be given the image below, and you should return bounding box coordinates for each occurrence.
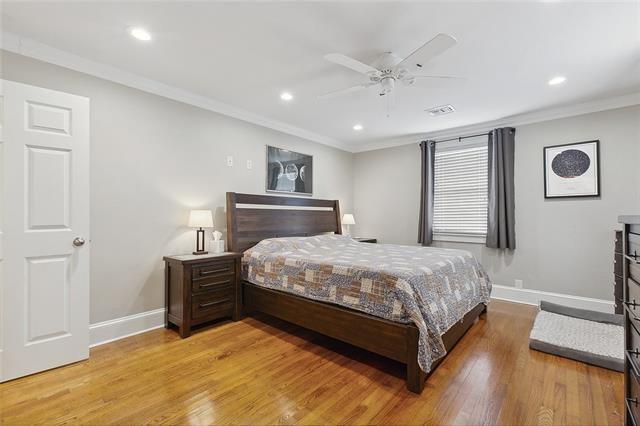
[434,132,489,143]
[423,132,490,145]
[420,127,516,145]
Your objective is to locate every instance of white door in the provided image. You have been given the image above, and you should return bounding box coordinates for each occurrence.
[0,79,90,382]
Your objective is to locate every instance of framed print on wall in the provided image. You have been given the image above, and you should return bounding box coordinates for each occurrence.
[266,145,313,195]
[543,140,600,198]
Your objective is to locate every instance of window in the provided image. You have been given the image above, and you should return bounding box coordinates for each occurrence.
[433,138,488,242]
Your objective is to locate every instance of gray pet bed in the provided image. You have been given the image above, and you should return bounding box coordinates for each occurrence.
[529,301,624,372]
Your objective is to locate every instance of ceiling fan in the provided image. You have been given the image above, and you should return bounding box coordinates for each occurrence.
[319,33,461,113]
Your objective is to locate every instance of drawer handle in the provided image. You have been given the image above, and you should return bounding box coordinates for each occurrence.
[627,309,640,322]
[199,299,230,309]
[200,280,231,288]
[628,397,639,407]
[200,268,230,276]
[625,300,640,309]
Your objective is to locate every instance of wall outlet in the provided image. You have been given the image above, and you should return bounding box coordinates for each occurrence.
[226,156,233,167]
[515,279,524,289]
[246,160,252,169]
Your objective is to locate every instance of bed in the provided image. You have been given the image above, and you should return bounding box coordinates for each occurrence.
[226,192,491,393]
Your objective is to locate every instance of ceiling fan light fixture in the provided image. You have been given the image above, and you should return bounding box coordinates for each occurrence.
[353,124,363,131]
[280,92,294,101]
[320,33,460,116]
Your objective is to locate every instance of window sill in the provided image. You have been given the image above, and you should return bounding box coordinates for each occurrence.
[433,233,486,244]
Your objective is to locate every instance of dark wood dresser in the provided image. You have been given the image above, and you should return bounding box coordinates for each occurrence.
[620,216,640,426]
[163,252,242,337]
[617,230,624,314]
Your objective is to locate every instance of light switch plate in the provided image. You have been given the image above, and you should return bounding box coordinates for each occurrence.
[226,156,233,167]
[247,160,253,169]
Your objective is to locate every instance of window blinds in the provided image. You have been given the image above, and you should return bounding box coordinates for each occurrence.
[433,144,488,236]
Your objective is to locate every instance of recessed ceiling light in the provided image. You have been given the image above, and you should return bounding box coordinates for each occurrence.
[130,27,152,41]
[353,124,363,131]
[548,76,566,86]
[280,92,293,101]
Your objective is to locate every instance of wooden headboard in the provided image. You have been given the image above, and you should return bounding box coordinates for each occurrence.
[226,192,342,253]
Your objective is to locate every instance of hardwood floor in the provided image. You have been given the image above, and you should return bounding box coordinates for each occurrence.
[0,300,623,425]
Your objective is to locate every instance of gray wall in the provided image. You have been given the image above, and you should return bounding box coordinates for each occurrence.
[354,106,640,301]
[1,51,354,323]
[3,49,638,320]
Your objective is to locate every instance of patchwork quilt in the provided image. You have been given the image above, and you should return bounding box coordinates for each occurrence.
[242,234,491,372]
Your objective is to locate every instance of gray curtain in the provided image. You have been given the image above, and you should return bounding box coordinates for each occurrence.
[418,140,436,246]
[487,127,516,249]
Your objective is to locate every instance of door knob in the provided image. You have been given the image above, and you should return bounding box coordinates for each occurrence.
[73,237,86,247]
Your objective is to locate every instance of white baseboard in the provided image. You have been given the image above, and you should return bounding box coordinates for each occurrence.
[86,286,613,348]
[89,308,166,348]
[491,284,614,314]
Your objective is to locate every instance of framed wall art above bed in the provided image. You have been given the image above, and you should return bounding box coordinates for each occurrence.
[543,140,600,198]
[266,145,313,195]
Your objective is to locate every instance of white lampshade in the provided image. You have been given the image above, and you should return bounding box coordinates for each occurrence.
[188,209,213,228]
[342,213,356,225]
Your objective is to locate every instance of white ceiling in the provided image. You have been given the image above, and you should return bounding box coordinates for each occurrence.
[3,2,640,151]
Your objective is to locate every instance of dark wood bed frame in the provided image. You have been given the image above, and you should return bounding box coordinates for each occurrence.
[226,192,486,393]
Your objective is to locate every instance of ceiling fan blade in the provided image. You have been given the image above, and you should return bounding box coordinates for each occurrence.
[317,83,375,100]
[396,33,457,71]
[324,53,379,75]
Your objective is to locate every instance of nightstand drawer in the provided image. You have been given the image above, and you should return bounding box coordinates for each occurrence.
[192,287,234,320]
[192,274,234,293]
[192,260,234,280]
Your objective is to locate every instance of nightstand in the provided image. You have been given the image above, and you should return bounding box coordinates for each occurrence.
[353,237,377,243]
[163,252,242,338]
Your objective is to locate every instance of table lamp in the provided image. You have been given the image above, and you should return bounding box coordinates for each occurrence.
[342,213,355,236]
[188,209,213,255]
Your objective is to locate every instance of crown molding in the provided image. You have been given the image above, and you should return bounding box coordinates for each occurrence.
[3,31,638,155]
[352,91,640,153]
[0,31,349,151]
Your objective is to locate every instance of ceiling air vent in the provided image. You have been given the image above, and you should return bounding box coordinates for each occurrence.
[426,104,455,116]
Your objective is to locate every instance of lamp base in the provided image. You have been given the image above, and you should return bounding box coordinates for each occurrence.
[193,228,207,255]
